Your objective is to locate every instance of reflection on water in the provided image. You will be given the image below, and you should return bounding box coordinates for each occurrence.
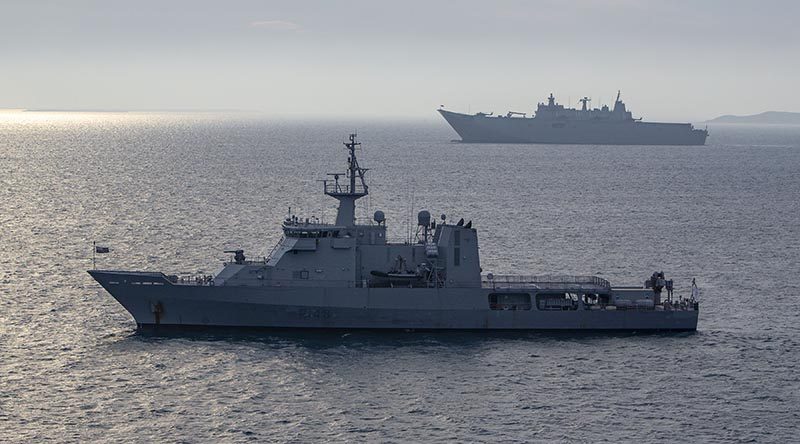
[1,112,799,442]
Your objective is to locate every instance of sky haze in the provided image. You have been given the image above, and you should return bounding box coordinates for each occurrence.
[2,0,798,121]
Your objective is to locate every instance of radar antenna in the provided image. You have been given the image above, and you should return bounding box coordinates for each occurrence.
[344,133,367,195]
[579,97,591,111]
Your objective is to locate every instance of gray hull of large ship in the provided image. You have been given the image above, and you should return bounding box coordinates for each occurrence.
[90,271,698,331]
[439,110,708,145]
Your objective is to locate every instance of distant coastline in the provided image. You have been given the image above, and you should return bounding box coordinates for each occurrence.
[706,111,800,124]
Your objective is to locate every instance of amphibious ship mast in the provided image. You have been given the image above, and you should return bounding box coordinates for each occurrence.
[323,133,369,226]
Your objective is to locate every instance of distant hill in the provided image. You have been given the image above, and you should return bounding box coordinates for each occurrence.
[706,111,800,124]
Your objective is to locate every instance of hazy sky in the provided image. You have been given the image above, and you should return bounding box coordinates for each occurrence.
[2,0,798,120]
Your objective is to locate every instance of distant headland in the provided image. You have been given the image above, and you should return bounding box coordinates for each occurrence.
[706,111,800,124]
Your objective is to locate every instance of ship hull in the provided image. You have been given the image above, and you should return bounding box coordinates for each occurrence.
[90,271,698,331]
[438,110,708,145]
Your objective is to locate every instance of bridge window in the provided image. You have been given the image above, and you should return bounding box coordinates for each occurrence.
[488,293,532,310]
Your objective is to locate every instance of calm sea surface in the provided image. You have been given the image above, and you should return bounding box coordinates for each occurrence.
[1,113,798,443]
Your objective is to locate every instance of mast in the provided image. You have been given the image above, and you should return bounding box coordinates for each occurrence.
[324,133,369,226]
[613,90,625,113]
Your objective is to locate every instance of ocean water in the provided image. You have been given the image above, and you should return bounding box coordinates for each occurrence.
[1,112,798,443]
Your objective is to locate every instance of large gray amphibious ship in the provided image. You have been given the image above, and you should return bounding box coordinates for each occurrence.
[90,134,699,330]
[439,91,708,145]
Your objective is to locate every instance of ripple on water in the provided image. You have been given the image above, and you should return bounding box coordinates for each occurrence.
[0,115,799,442]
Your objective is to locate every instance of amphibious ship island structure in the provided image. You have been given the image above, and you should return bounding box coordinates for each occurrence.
[439,91,708,145]
[89,134,700,330]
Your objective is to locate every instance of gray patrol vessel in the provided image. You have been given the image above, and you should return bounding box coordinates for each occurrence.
[89,134,699,330]
[439,91,708,145]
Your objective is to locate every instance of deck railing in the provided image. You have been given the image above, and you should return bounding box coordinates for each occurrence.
[169,274,215,286]
[324,182,367,195]
[482,274,611,290]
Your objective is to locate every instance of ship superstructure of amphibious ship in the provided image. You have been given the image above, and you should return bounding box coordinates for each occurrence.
[439,91,708,145]
[89,134,699,330]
